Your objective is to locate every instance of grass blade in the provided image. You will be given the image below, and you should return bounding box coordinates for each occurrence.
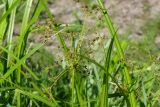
[0,44,43,83]
[0,0,20,25]
[97,0,136,106]
[16,89,57,107]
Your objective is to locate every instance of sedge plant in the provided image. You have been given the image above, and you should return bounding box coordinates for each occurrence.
[0,0,155,106]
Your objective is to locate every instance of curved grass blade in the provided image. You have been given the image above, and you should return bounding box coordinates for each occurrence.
[97,0,136,106]
[6,0,17,67]
[100,34,114,107]
[0,44,43,83]
[0,45,39,80]
[0,0,20,24]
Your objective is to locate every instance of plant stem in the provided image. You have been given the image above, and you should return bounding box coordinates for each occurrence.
[97,0,136,106]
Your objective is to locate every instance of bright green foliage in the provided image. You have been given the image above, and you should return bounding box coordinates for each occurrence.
[0,0,159,107]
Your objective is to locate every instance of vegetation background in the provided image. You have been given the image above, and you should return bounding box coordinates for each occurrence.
[0,0,160,107]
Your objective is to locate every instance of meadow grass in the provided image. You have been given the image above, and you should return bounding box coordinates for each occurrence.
[0,0,159,107]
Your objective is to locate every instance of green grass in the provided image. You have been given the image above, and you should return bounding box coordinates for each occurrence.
[0,0,160,107]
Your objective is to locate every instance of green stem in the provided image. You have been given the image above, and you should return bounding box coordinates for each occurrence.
[97,0,136,106]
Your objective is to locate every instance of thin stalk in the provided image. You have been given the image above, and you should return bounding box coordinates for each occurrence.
[7,0,17,68]
[1,0,10,75]
[71,66,75,107]
[100,35,114,107]
[97,0,136,106]
[16,0,33,86]
[7,0,19,106]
